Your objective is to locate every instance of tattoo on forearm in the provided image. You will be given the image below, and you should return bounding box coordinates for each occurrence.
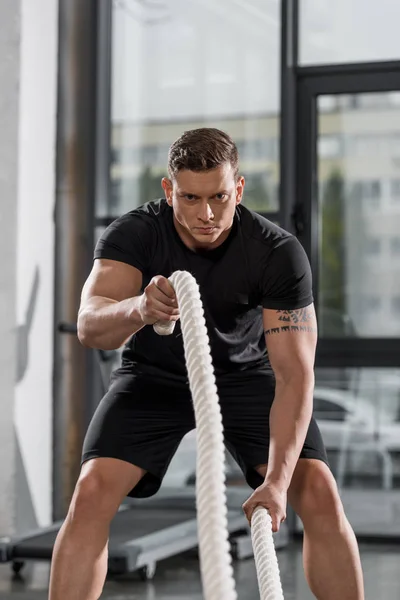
[264,308,317,336]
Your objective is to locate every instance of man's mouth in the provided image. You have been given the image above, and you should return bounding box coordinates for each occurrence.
[195,227,216,234]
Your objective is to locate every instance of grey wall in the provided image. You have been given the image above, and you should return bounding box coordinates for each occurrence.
[0,0,20,535]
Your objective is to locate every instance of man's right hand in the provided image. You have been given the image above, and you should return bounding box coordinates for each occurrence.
[138,275,180,325]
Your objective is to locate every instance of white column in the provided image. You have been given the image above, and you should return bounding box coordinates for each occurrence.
[14,0,59,530]
[0,0,21,535]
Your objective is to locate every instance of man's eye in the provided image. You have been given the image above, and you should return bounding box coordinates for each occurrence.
[185,195,196,201]
[215,193,227,200]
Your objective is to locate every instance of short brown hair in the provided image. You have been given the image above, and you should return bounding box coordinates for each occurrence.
[168,128,239,178]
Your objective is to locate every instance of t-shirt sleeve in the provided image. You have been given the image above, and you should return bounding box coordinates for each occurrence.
[94,213,157,273]
[261,235,314,310]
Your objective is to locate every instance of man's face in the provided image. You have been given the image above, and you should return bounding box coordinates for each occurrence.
[162,163,245,250]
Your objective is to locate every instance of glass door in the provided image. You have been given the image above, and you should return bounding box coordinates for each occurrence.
[297,68,400,366]
[297,71,400,536]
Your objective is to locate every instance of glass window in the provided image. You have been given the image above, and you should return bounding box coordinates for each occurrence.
[365,238,381,256]
[354,137,381,159]
[351,181,381,206]
[313,397,348,422]
[390,238,400,256]
[104,0,281,219]
[391,179,400,200]
[364,181,381,200]
[317,93,400,338]
[392,297,400,315]
[311,367,400,536]
[362,296,381,313]
[300,0,400,66]
[318,135,342,159]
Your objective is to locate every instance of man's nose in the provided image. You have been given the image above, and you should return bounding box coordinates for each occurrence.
[198,201,214,222]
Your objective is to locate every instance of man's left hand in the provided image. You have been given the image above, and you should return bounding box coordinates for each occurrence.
[242,482,287,532]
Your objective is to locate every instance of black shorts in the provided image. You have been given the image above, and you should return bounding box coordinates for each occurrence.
[82,369,329,498]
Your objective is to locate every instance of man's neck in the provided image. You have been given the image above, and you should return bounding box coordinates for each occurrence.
[172,215,233,251]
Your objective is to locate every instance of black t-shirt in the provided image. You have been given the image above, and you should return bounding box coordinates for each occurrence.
[94,199,313,382]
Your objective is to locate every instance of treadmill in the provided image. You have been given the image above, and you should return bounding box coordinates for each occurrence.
[0,486,290,580]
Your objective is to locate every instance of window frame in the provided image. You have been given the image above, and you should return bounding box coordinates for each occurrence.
[296,63,400,367]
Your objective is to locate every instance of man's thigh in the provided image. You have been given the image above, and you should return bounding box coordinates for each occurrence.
[82,371,195,498]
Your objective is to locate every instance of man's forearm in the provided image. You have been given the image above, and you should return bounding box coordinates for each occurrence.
[265,379,314,489]
[78,295,145,350]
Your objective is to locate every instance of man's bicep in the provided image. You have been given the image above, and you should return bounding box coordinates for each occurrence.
[80,259,143,308]
[263,305,318,382]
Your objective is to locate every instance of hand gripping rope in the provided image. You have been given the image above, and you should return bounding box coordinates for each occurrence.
[154,271,284,600]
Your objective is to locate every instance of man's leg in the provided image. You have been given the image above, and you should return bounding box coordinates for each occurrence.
[289,459,364,599]
[48,371,194,600]
[48,457,146,600]
[256,460,364,600]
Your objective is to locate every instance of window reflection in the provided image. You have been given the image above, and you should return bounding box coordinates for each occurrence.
[318,93,400,338]
[314,367,400,493]
[104,0,281,218]
[301,0,400,66]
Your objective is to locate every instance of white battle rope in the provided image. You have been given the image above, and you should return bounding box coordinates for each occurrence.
[154,271,284,600]
[251,507,284,599]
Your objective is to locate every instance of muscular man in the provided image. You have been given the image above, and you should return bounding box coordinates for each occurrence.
[49,128,364,599]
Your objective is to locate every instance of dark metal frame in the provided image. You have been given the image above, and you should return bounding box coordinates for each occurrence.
[94,1,113,229]
[53,0,109,520]
[88,0,114,417]
[297,64,400,274]
[296,63,400,367]
[55,2,115,508]
[298,59,400,79]
[279,0,299,232]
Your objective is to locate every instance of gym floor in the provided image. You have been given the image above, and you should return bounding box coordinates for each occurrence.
[0,540,399,599]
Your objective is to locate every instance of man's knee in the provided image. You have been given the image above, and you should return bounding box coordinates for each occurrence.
[290,461,345,532]
[69,466,121,525]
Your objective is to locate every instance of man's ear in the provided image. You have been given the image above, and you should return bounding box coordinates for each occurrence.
[236,176,245,205]
[162,177,173,206]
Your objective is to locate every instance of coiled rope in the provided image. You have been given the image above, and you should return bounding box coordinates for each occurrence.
[154,270,284,600]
